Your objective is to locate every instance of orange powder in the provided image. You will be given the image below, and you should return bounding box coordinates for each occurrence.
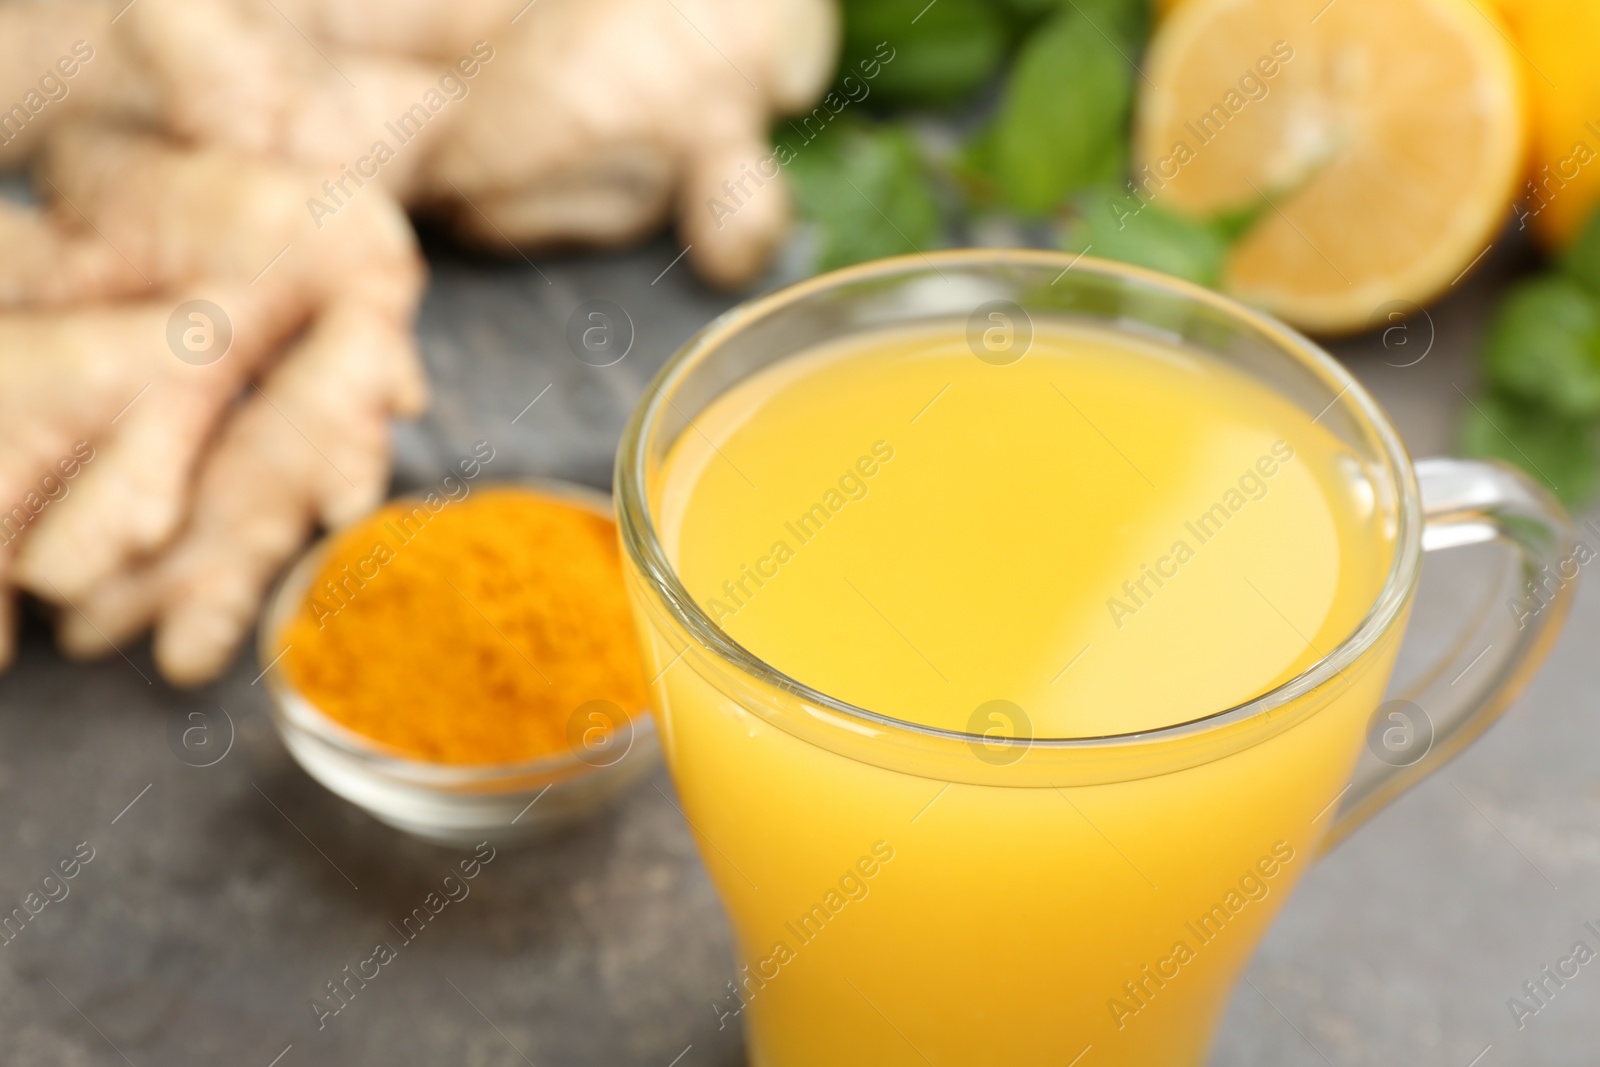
[276,486,649,764]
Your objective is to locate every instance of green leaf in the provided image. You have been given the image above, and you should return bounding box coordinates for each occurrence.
[1558,202,1600,295]
[1063,0,1149,50]
[1059,188,1228,287]
[1207,195,1271,245]
[952,123,1002,206]
[782,120,942,273]
[984,6,1136,216]
[1458,389,1598,506]
[995,0,1064,32]
[995,0,1149,42]
[838,0,1009,107]
[1481,275,1600,417]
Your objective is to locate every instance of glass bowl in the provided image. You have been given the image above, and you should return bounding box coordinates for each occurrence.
[257,479,660,846]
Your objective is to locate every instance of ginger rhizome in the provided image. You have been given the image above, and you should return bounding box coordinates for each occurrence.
[0,0,837,682]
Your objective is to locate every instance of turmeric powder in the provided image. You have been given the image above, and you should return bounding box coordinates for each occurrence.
[276,486,649,765]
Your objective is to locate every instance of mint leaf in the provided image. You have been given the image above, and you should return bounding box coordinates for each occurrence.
[1482,275,1600,417]
[995,0,1063,31]
[953,123,1003,206]
[1558,202,1600,295]
[984,6,1137,216]
[1064,0,1149,50]
[1458,389,1597,506]
[838,0,1008,107]
[1207,195,1271,244]
[1060,188,1228,286]
[783,121,942,272]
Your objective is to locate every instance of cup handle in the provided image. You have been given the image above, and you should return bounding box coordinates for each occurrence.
[1321,457,1581,851]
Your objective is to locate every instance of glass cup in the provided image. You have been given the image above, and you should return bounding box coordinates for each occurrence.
[614,250,1576,1066]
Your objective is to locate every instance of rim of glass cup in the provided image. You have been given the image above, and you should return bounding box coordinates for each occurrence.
[615,248,1423,754]
[258,478,655,787]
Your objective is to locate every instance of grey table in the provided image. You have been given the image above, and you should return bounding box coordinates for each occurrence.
[0,234,1594,1066]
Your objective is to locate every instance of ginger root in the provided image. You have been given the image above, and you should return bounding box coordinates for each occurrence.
[6,0,838,289]
[0,127,424,676]
[411,0,837,287]
[58,304,427,685]
[0,0,838,684]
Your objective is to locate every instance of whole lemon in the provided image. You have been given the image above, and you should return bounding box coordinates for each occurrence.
[1496,0,1600,247]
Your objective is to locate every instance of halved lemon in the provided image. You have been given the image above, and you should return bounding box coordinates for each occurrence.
[1135,0,1527,334]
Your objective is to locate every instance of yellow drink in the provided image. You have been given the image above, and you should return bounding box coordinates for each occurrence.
[637,320,1403,1064]
[658,322,1391,738]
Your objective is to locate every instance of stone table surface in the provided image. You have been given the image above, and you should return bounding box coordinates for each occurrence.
[1,235,1597,1067]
